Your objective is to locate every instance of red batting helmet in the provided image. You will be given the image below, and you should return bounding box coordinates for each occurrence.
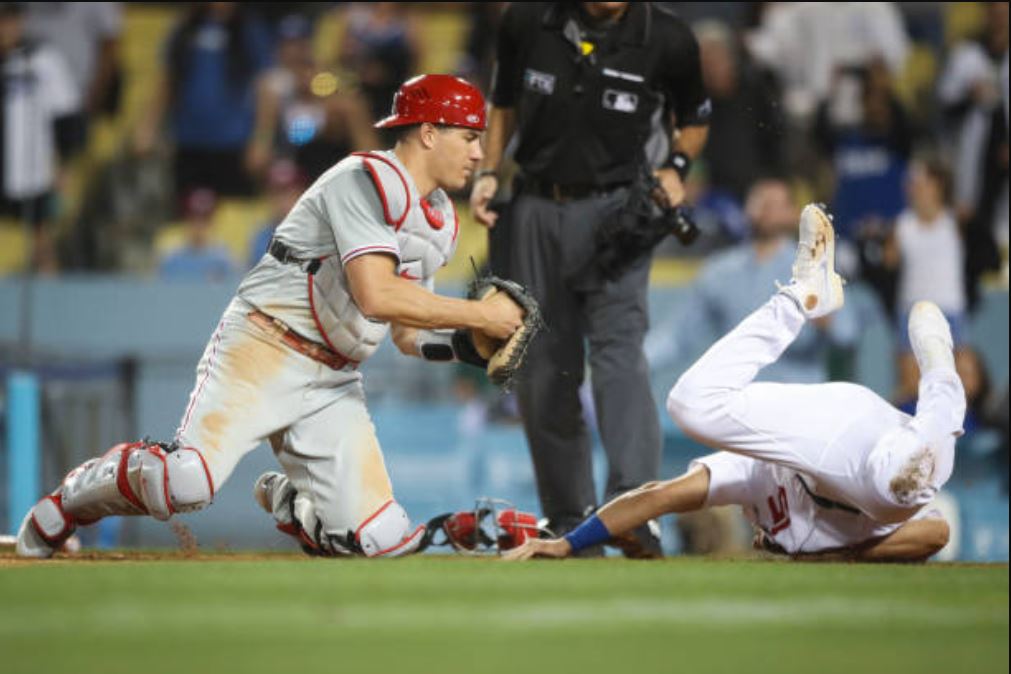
[375,74,487,130]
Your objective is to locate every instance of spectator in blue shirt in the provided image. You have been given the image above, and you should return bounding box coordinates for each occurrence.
[135,2,272,202]
[646,178,858,384]
[246,159,306,269]
[159,188,236,281]
[814,59,913,241]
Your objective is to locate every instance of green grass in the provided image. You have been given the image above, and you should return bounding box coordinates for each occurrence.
[1,554,1007,674]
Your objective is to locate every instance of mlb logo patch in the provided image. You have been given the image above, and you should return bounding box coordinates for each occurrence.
[602,89,639,113]
[524,69,556,95]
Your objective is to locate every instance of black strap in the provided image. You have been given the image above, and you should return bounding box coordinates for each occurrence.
[795,475,861,515]
[269,239,322,275]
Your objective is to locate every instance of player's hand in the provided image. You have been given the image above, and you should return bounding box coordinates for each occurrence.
[653,167,685,209]
[502,537,572,561]
[477,291,524,340]
[470,174,499,228]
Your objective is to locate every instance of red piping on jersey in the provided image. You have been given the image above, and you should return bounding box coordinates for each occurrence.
[353,152,410,229]
[178,319,225,436]
[307,266,360,368]
[340,244,400,264]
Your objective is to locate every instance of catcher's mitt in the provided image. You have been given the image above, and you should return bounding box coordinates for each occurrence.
[465,275,544,388]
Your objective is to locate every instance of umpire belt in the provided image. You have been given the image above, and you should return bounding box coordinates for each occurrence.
[247,310,358,371]
[521,176,629,203]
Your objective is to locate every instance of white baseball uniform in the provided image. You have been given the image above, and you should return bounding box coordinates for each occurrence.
[668,293,966,555]
[175,149,458,544]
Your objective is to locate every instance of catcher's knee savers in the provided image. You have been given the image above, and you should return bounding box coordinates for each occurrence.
[29,441,214,547]
[289,499,425,558]
[260,472,423,558]
[357,500,426,557]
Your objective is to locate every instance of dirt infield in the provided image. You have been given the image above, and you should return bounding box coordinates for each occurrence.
[0,549,315,567]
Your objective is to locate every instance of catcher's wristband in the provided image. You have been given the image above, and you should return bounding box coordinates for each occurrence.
[563,514,611,553]
[413,329,488,368]
[474,168,499,181]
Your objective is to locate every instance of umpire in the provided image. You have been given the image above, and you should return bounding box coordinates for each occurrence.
[469,2,710,556]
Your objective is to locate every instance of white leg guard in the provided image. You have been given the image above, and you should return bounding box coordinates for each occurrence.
[254,472,423,558]
[16,441,215,558]
[355,500,425,558]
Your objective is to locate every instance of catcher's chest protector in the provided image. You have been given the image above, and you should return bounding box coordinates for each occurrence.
[310,151,458,363]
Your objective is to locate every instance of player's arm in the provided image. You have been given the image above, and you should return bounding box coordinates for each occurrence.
[787,517,950,564]
[346,254,521,339]
[469,4,520,228]
[503,465,710,560]
[654,19,711,208]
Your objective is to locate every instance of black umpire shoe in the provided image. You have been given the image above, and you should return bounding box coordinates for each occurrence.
[608,519,664,559]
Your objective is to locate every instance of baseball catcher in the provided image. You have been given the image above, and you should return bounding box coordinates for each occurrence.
[17,75,538,560]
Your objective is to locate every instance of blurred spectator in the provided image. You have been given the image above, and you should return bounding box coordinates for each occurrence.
[158,188,236,281]
[646,179,858,383]
[885,155,969,410]
[336,3,420,124]
[814,59,912,240]
[665,159,748,252]
[954,347,992,438]
[885,156,968,347]
[695,19,785,201]
[895,345,991,438]
[938,1,1008,308]
[746,2,909,122]
[250,13,377,183]
[0,2,79,273]
[24,2,122,156]
[456,2,505,91]
[135,2,271,201]
[246,159,306,268]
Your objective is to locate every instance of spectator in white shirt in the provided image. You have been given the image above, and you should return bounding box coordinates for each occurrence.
[885,156,969,402]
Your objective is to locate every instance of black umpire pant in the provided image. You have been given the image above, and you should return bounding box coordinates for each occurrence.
[491,187,662,532]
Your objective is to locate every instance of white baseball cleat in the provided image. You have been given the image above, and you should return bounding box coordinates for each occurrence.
[15,510,57,558]
[780,203,845,319]
[908,301,955,374]
[253,471,293,515]
[14,498,80,558]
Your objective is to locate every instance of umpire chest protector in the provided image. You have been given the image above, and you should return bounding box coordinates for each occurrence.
[309,151,458,363]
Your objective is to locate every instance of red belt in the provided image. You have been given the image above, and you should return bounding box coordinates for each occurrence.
[247,310,357,371]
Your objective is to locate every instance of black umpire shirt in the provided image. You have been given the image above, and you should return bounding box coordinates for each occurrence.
[491,2,711,188]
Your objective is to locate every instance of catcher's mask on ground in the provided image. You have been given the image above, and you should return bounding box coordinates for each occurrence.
[417,498,551,554]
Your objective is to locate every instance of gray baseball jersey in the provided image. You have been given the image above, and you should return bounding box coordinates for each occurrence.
[177,149,458,538]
